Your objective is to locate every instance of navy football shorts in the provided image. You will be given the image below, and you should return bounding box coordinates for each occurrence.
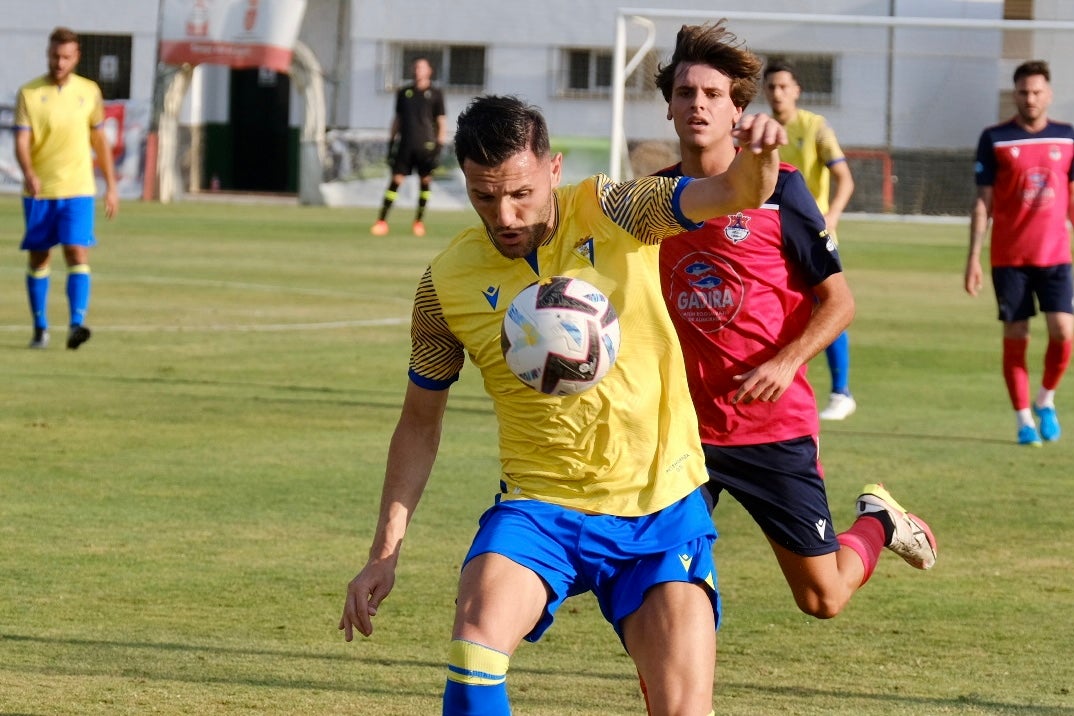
[702,436,840,557]
[992,264,1074,322]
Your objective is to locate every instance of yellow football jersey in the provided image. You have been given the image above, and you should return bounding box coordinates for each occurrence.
[15,74,105,199]
[409,174,707,517]
[779,108,846,215]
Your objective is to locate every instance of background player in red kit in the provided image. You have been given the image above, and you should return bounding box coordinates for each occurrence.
[967,59,1074,446]
[653,22,937,622]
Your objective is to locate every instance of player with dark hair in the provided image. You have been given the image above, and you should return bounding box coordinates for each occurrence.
[340,92,786,715]
[370,57,446,238]
[967,59,1074,446]
[763,58,858,420]
[15,26,118,350]
[654,22,936,626]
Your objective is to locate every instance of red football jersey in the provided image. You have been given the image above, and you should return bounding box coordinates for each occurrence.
[658,164,843,446]
[976,120,1074,267]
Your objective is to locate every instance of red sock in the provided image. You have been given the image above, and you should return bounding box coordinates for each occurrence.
[1042,339,1072,391]
[1003,337,1031,410]
[837,516,887,587]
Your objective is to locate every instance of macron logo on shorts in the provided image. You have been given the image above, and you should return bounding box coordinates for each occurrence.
[678,553,693,572]
[815,519,828,539]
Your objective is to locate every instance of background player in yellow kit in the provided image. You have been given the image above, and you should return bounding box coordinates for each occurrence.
[764,59,857,420]
[15,26,118,350]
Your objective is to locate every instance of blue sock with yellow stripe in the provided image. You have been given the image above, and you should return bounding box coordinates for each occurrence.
[443,639,510,715]
[27,266,51,329]
[66,264,91,327]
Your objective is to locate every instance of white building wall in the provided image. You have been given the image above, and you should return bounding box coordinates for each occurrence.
[0,0,158,104]
[4,0,1074,154]
[886,0,1002,149]
[346,0,903,144]
[341,0,1054,150]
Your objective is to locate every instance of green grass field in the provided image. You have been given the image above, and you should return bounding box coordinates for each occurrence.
[1,197,1072,715]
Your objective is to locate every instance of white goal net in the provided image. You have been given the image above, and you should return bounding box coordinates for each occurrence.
[611,8,1074,216]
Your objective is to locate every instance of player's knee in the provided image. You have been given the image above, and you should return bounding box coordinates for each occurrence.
[443,639,510,715]
[793,589,846,619]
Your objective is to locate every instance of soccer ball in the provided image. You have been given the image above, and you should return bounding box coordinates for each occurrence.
[500,276,621,396]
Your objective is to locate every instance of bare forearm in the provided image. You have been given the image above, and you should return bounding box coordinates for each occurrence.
[367,424,440,563]
[968,205,989,260]
[681,114,785,221]
[782,293,854,369]
[14,132,35,182]
[826,165,854,226]
[90,130,117,189]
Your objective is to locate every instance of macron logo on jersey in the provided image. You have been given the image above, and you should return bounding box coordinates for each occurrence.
[483,285,500,309]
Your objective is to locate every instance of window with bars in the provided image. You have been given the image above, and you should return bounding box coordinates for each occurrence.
[77,33,132,100]
[559,47,658,98]
[393,45,486,92]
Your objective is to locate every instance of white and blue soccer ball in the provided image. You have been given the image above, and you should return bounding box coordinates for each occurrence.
[500,276,621,396]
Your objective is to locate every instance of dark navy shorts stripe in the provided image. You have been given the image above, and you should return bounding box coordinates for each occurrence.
[702,436,839,557]
[992,264,1074,321]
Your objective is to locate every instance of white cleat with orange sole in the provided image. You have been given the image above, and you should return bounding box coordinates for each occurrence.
[856,483,937,570]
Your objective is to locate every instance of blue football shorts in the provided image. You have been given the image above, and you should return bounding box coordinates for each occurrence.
[702,436,840,557]
[20,196,97,251]
[462,487,719,643]
[992,264,1074,322]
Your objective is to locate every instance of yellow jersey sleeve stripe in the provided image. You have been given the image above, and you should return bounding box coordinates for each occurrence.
[409,266,465,389]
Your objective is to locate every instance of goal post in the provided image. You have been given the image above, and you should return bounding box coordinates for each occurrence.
[610,8,1074,216]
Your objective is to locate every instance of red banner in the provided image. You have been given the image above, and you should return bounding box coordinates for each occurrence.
[159,0,307,73]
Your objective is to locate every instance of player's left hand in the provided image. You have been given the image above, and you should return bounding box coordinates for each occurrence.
[23,173,41,197]
[104,187,119,219]
[339,558,397,640]
[964,259,983,297]
[731,357,797,404]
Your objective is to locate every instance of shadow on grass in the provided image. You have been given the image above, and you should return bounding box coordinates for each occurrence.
[0,631,436,700]
[720,680,1074,715]
[2,633,1070,713]
[10,370,496,415]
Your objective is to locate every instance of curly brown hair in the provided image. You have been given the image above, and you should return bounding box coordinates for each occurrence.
[653,21,763,109]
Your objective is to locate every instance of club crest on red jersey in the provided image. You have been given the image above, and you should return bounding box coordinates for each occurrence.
[723,213,752,244]
[1023,168,1056,208]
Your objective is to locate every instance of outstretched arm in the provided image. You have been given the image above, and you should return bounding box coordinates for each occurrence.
[339,380,449,640]
[679,113,786,221]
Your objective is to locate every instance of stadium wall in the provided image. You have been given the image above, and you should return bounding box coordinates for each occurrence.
[3,0,1074,214]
